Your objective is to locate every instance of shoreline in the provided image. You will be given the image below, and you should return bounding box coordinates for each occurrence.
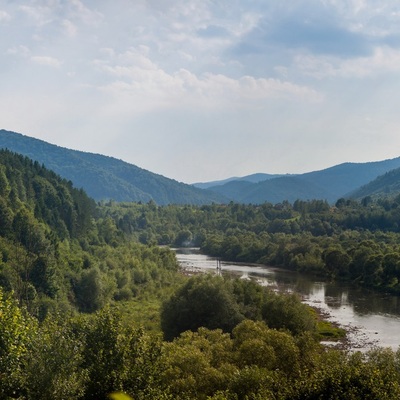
[307,300,380,352]
[176,250,396,352]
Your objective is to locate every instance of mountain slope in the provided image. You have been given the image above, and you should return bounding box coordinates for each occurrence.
[348,167,400,200]
[0,130,227,205]
[300,159,400,202]
[209,176,330,204]
[193,173,290,189]
[203,158,400,204]
[0,148,96,241]
[240,176,330,204]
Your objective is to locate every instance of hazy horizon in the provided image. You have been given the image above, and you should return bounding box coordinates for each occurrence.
[1,1,400,183]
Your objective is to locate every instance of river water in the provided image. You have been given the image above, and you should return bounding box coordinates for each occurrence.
[174,248,400,352]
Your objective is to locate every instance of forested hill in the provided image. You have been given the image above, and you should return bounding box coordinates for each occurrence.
[200,158,400,204]
[0,148,98,309]
[0,148,96,241]
[206,176,329,204]
[0,130,227,205]
[0,147,180,315]
[349,167,400,200]
[3,129,400,206]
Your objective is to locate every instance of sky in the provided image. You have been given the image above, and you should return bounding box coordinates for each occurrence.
[1,0,400,184]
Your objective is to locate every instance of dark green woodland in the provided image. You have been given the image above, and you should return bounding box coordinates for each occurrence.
[2,149,400,399]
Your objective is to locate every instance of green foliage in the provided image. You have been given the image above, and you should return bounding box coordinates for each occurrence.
[105,198,400,293]
[162,328,235,399]
[0,150,183,318]
[77,307,167,400]
[22,314,87,400]
[4,141,400,399]
[232,320,301,376]
[351,167,400,200]
[79,308,127,398]
[292,348,400,399]
[161,275,244,341]
[2,285,400,399]
[0,288,36,398]
[262,292,317,335]
[74,266,109,312]
[161,275,317,341]
[316,320,346,340]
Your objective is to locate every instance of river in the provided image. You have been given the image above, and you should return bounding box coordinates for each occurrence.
[174,248,400,352]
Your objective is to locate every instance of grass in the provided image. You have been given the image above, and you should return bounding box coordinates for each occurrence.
[308,307,346,341]
[317,320,346,340]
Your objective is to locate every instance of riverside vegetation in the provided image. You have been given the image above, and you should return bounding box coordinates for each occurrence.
[2,149,400,399]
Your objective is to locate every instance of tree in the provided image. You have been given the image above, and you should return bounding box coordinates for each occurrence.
[381,252,400,286]
[174,230,193,247]
[79,308,167,400]
[161,328,235,399]
[323,248,351,278]
[262,292,317,335]
[0,288,36,398]
[161,275,244,341]
[79,308,126,399]
[22,315,87,400]
[232,320,301,377]
[0,197,13,237]
[74,266,107,313]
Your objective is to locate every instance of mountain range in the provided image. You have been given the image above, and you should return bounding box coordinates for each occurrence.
[1,129,400,205]
[0,130,227,205]
[193,159,400,204]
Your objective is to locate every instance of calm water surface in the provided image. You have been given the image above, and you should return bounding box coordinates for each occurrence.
[175,248,400,351]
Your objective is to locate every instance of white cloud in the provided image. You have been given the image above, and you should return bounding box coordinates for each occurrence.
[296,46,400,79]
[0,10,11,22]
[62,19,77,37]
[231,12,263,38]
[2,0,400,182]
[18,4,54,27]
[7,45,30,58]
[68,0,104,26]
[31,55,62,68]
[95,46,322,115]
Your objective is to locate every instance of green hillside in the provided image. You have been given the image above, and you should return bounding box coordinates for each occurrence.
[4,129,400,206]
[0,130,227,205]
[300,159,400,201]
[209,176,329,204]
[204,158,400,204]
[0,148,181,316]
[349,167,400,199]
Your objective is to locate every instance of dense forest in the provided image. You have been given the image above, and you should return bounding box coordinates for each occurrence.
[104,196,400,293]
[2,149,400,399]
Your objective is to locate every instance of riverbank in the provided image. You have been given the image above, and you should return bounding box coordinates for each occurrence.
[308,302,379,351]
[175,248,399,352]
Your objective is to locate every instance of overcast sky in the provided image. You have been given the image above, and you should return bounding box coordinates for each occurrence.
[1,1,400,183]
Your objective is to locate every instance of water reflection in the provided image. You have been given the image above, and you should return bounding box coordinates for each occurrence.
[174,248,400,351]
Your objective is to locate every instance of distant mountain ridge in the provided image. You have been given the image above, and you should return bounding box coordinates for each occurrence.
[195,158,400,204]
[0,130,227,205]
[2,129,400,205]
[193,173,292,189]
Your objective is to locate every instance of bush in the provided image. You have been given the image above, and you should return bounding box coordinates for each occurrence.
[161,275,244,341]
